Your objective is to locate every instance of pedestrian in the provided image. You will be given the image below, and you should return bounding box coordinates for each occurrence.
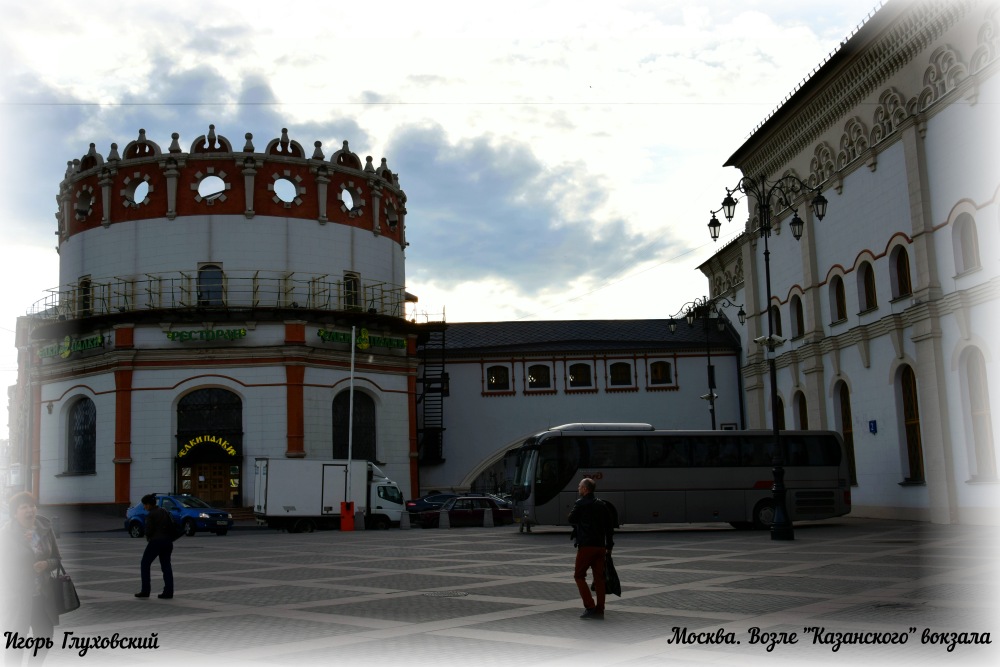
[135,494,175,599]
[567,477,615,619]
[1,492,62,662]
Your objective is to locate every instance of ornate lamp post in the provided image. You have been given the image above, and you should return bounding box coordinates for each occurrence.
[670,296,745,430]
[709,175,828,541]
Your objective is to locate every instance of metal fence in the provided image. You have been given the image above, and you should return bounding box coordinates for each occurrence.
[26,270,407,320]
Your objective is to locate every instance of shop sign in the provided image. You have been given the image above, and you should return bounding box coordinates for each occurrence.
[167,328,247,342]
[178,434,238,458]
[37,334,110,360]
[317,327,405,350]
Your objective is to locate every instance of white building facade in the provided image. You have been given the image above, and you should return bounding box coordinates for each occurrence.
[701,0,1000,524]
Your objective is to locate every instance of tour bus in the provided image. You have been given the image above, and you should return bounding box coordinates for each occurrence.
[511,423,851,530]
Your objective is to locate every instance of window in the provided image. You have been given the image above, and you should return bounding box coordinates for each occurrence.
[837,382,858,485]
[343,273,360,310]
[953,213,980,274]
[486,365,510,391]
[768,305,783,337]
[649,361,673,385]
[332,391,376,460]
[608,362,633,387]
[527,364,552,390]
[67,398,97,474]
[858,262,878,312]
[794,391,808,429]
[790,295,804,338]
[966,348,997,481]
[891,246,913,299]
[197,264,225,307]
[568,363,593,388]
[900,365,925,483]
[830,276,847,322]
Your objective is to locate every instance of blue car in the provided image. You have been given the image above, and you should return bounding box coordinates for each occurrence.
[125,493,233,537]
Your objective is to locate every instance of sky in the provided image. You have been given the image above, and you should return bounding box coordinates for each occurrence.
[0,0,889,440]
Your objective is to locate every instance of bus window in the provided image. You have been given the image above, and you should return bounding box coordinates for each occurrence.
[690,437,724,466]
[534,436,580,506]
[583,436,639,467]
[642,437,690,467]
[739,436,777,466]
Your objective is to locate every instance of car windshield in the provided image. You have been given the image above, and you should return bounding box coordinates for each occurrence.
[177,496,211,509]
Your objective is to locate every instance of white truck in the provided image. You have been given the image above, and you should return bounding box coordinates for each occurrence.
[253,458,404,531]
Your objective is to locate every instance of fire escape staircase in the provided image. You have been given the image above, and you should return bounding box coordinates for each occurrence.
[417,327,448,464]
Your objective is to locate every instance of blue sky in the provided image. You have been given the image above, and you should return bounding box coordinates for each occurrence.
[0,0,888,436]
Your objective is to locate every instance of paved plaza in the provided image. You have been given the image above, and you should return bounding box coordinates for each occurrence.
[14,516,999,667]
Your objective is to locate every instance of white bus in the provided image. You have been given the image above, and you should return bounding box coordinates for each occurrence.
[511,423,851,530]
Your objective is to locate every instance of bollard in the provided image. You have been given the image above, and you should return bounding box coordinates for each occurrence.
[439,509,450,529]
[340,502,355,531]
[400,511,411,529]
[483,508,494,527]
[354,509,366,531]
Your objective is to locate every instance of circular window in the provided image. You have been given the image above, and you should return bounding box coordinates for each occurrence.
[341,188,354,210]
[274,178,296,203]
[198,175,226,200]
[128,180,150,205]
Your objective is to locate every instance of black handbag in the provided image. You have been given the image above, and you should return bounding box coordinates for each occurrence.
[604,553,622,597]
[50,564,81,615]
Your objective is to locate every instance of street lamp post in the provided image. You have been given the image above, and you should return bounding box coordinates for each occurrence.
[670,296,745,430]
[709,175,828,541]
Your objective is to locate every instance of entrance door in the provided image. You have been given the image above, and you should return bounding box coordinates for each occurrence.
[176,388,244,507]
[178,463,233,505]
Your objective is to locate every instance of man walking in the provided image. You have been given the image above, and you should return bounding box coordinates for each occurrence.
[135,494,175,599]
[567,477,614,619]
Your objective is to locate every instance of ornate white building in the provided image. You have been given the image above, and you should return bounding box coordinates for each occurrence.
[12,127,420,508]
[701,0,999,524]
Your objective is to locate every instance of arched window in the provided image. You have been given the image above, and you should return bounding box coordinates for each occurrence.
[953,213,980,274]
[837,382,858,485]
[609,362,633,386]
[67,398,97,474]
[790,295,805,338]
[858,262,878,312]
[649,361,673,385]
[332,391,376,461]
[197,264,225,307]
[794,391,808,430]
[891,246,913,298]
[176,388,244,504]
[769,305,783,337]
[900,365,925,483]
[568,363,593,388]
[966,348,997,481]
[527,364,551,390]
[830,275,847,322]
[486,365,510,391]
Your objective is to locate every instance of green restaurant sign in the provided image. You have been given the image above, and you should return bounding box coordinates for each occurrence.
[167,328,247,342]
[317,327,405,350]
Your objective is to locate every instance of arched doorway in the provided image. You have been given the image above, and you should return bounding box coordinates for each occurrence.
[176,388,243,506]
[332,390,376,461]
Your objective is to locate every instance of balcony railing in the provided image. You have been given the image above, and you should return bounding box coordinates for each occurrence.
[27,270,407,321]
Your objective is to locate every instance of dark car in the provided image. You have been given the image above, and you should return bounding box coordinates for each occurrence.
[404,493,458,514]
[125,493,233,537]
[416,496,514,528]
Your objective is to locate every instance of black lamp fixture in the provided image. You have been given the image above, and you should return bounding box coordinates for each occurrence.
[711,174,829,541]
[670,295,744,431]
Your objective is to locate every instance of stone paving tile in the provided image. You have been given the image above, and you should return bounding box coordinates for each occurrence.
[610,569,715,586]
[818,601,994,628]
[624,589,819,614]
[723,575,884,595]
[180,585,362,606]
[436,563,567,577]
[461,580,584,601]
[306,594,522,622]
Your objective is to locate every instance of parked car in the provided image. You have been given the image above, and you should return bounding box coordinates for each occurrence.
[404,493,458,514]
[416,496,514,528]
[125,493,233,537]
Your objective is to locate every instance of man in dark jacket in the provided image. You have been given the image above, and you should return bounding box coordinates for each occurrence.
[567,478,614,619]
[136,494,175,599]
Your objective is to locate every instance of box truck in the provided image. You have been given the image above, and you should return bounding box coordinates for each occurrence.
[253,458,404,531]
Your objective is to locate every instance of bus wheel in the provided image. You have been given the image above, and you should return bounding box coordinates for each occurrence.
[752,500,775,530]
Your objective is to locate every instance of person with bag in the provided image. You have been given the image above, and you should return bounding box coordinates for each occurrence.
[135,494,176,600]
[567,477,615,619]
[1,492,65,661]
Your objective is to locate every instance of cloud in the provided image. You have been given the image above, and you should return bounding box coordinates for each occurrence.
[390,123,674,298]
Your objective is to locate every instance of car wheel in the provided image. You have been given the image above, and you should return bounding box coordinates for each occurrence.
[128,521,144,538]
[752,500,775,530]
[214,528,228,536]
[370,516,391,530]
[183,519,197,537]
